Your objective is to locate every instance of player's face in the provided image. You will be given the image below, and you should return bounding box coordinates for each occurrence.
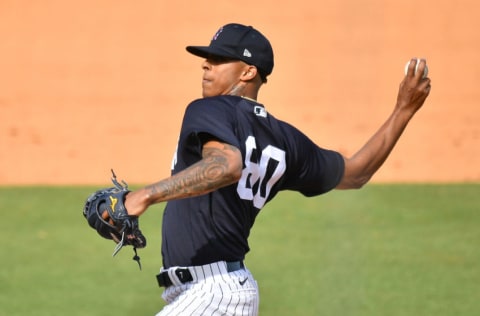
[201,56,249,97]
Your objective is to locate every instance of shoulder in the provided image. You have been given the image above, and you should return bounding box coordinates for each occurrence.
[183,96,246,124]
[181,96,244,131]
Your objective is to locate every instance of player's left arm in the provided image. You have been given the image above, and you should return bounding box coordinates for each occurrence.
[124,139,243,216]
[336,59,431,189]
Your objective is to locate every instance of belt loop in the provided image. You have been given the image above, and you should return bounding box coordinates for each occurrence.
[167,267,183,287]
[226,261,244,272]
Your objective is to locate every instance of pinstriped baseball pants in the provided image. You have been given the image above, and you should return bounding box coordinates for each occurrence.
[155,261,259,316]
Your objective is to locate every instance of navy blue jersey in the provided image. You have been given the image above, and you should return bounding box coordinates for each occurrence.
[162,95,344,268]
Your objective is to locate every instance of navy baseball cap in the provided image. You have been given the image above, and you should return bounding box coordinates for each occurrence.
[186,23,274,81]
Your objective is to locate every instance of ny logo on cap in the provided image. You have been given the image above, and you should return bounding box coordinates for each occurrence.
[212,27,224,41]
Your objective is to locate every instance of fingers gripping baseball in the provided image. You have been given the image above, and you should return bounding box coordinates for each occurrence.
[397,58,431,115]
[405,58,428,79]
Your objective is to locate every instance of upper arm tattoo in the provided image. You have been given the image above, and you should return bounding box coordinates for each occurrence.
[146,143,241,201]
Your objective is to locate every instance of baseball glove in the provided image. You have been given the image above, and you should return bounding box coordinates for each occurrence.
[83,170,146,269]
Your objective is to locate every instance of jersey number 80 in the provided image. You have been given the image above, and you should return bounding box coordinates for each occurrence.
[237,136,286,209]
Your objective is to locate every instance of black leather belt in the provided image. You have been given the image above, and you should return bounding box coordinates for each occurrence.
[156,261,244,288]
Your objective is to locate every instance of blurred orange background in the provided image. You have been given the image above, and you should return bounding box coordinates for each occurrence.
[1,0,479,185]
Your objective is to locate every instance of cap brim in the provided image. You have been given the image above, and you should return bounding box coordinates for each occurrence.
[186,45,269,81]
[186,46,238,60]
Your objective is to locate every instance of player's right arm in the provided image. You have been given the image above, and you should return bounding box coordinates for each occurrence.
[123,139,243,216]
[336,59,431,190]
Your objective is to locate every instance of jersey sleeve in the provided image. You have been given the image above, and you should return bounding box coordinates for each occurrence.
[283,123,345,196]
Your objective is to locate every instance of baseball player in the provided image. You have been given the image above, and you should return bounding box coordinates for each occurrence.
[121,23,431,315]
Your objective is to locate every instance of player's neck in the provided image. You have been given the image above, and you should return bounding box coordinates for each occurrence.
[241,96,258,103]
[228,79,261,101]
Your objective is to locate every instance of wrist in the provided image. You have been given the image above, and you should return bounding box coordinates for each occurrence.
[125,189,151,217]
[391,105,417,126]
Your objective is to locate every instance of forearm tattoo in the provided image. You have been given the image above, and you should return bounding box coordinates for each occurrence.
[146,144,240,202]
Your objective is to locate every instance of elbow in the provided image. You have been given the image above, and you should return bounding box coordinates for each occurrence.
[337,157,373,190]
[337,174,371,190]
[229,160,243,183]
[351,177,370,189]
[230,146,244,183]
[219,151,243,186]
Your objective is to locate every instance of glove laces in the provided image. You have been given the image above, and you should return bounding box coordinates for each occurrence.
[112,231,142,270]
[110,169,142,270]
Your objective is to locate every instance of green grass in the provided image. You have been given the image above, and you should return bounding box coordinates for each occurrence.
[0,184,479,315]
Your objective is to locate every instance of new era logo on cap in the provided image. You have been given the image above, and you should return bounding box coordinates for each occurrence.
[243,49,252,58]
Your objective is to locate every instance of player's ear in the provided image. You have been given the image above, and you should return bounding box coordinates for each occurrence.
[240,65,258,81]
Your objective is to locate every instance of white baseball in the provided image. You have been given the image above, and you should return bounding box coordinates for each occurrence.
[404,59,428,78]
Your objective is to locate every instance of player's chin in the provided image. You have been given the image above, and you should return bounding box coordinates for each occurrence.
[202,82,218,98]
[202,88,215,98]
